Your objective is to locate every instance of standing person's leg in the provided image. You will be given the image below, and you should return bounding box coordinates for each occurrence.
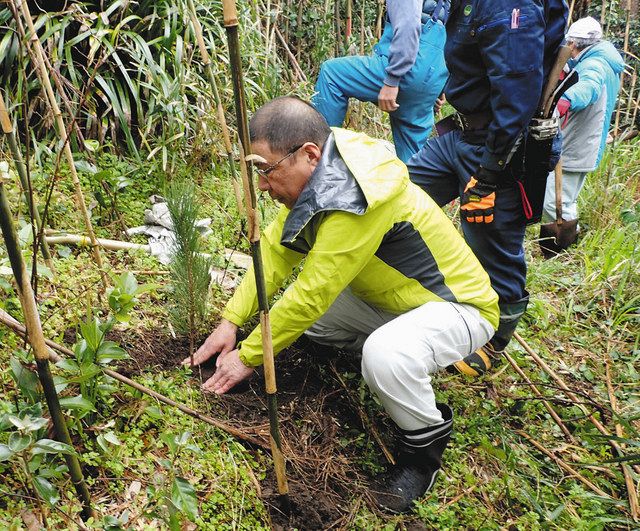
[361,301,494,512]
[312,54,388,127]
[539,169,585,256]
[388,19,448,162]
[409,135,529,374]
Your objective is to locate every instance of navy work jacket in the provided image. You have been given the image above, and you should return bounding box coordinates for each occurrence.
[444,0,568,173]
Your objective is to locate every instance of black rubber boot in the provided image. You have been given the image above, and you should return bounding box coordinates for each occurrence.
[453,294,529,377]
[374,404,453,513]
[539,220,579,258]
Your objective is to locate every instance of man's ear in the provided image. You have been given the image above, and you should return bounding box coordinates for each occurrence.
[302,142,322,168]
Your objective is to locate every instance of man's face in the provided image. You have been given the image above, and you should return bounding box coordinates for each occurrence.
[251,140,321,209]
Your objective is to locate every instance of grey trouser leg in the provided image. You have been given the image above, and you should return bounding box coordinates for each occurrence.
[542,169,588,222]
[305,288,397,352]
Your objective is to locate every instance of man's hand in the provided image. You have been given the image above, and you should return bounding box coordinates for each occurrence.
[182,319,238,367]
[202,349,254,395]
[460,177,497,224]
[378,84,400,112]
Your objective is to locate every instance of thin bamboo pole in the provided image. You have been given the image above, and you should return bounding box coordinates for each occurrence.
[614,2,632,137]
[0,178,94,521]
[517,431,615,499]
[186,0,245,216]
[221,0,290,506]
[514,332,640,476]
[503,352,577,444]
[0,91,53,268]
[14,0,108,290]
[345,0,352,48]
[376,0,383,39]
[0,309,270,450]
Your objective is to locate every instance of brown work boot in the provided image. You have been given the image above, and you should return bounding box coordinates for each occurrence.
[539,220,579,258]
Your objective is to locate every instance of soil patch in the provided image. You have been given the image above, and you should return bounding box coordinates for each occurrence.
[106,328,428,529]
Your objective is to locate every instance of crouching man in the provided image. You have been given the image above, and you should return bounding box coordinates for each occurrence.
[185,96,499,513]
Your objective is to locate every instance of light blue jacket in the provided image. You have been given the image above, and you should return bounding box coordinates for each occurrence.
[562,41,625,170]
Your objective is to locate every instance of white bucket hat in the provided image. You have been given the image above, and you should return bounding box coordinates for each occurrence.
[566,16,603,40]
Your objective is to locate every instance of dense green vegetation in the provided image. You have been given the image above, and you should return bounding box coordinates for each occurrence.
[0,0,639,529]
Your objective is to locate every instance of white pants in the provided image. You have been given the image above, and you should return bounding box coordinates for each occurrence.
[542,169,587,223]
[305,290,494,430]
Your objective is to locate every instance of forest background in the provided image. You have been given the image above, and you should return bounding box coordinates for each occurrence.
[0,0,639,529]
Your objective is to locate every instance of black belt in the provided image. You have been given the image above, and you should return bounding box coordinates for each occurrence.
[453,111,492,131]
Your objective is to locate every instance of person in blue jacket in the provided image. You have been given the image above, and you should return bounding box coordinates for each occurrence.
[540,17,625,255]
[407,0,568,376]
[312,0,450,162]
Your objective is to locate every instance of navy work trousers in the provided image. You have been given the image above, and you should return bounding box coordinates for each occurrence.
[407,131,527,304]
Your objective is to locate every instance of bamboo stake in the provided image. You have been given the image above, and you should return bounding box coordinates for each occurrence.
[614,2,632,137]
[0,91,53,268]
[334,0,342,57]
[605,356,639,520]
[0,309,270,450]
[14,0,108,290]
[517,431,615,499]
[345,0,352,48]
[568,0,577,22]
[0,177,94,520]
[504,352,577,444]
[186,0,245,217]
[221,0,290,506]
[513,332,640,476]
[601,0,607,27]
[359,0,365,56]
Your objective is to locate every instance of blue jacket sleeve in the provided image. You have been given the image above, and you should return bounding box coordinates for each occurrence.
[477,2,546,172]
[383,0,423,86]
[564,59,606,112]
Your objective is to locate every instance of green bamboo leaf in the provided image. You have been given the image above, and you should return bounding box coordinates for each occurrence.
[32,439,77,456]
[33,476,60,506]
[171,477,198,520]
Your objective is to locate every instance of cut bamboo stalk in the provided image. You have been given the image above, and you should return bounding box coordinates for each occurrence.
[186,0,245,216]
[554,159,563,225]
[517,430,615,499]
[221,0,290,506]
[568,0,576,22]
[359,0,365,56]
[0,91,53,268]
[614,4,632,137]
[274,27,307,82]
[514,332,640,476]
[345,0,352,47]
[0,309,270,450]
[605,356,639,521]
[14,0,108,290]
[376,0,383,39]
[0,177,94,521]
[334,0,342,57]
[504,352,577,444]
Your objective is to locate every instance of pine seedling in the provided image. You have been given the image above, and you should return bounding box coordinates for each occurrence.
[166,182,213,363]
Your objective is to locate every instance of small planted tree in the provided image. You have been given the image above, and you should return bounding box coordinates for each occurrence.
[166,182,212,363]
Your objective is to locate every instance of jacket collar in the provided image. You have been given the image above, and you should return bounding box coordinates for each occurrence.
[280,133,367,252]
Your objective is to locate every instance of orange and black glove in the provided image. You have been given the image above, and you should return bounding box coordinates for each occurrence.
[461,176,497,224]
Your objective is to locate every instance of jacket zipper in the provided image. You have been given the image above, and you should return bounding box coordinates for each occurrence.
[476,15,528,33]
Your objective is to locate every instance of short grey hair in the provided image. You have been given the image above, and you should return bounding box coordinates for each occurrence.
[569,36,601,50]
[249,96,331,154]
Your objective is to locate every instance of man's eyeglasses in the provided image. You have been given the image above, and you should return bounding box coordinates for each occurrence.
[254,145,303,178]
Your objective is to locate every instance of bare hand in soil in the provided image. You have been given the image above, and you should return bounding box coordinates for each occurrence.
[378,84,400,112]
[203,349,254,394]
[183,319,238,367]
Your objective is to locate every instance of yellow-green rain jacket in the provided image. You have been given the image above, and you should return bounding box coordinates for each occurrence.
[223,128,499,367]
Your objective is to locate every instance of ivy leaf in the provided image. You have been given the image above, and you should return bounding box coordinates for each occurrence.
[9,432,32,453]
[32,439,77,456]
[33,476,60,506]
[59,396,96,412]
[171,477,198,520]
[0,443,14,461]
